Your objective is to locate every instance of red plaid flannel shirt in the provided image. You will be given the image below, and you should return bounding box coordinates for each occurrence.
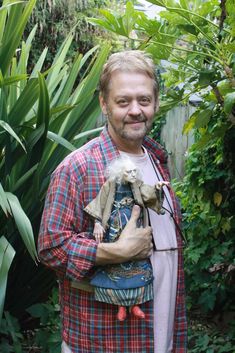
[38,126,187,353]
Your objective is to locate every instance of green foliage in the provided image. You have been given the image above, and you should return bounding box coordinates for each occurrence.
[0,288,61,352]
[26,288,61,353]
[188,317,235,352]
[89,1,138,37]
[0,0,110,326]
[24,0,108,70]
[175,122,235,314]
[0,311,23,353]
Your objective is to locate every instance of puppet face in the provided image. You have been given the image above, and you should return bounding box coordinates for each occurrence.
[123,168,137,184]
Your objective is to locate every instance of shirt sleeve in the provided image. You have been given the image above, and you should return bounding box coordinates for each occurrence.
[38,163,98,282]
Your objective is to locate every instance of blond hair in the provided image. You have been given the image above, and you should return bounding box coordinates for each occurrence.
[99,50,159,101]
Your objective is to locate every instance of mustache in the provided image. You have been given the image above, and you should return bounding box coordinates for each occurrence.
[124,115,147,123]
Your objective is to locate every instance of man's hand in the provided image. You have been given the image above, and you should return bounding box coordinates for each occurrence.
[117,205,153,260]
[96,205,153,265]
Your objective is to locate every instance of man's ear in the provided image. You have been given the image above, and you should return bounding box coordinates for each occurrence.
[99,94,108,115]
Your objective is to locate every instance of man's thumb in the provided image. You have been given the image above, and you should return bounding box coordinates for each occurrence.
[128,205,140,225]
[119,205,141,238]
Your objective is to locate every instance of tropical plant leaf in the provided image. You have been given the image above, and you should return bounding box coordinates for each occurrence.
[47,131,76,152]
[29,73,50,166]
[194,109,212,128]
[183,113,197,134]
[0,0,37,76]
[144,0,165,7]
[8,78,39,126]
[0,1,25,12]
[89,9,128,37]
[0,182,12,216]
[0,236,15,324]
[80,45,99,71]
[11,163,39,192]
[60,44,110,139]
[123,1,137,36]
[224,91,235,114]
[0,73,27,87]
[37,73,50,128]
[0,120,26,151]
[6,192,38,262]
[73,126,104,141]
[30,47,48,78]
[46,32,74,91]
[52,53,82,106]
[18,24,37,77]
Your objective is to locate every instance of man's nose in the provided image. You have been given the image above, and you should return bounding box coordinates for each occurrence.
[128,101,141,115]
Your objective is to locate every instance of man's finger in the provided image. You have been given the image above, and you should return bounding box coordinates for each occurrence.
[127,205,141,226]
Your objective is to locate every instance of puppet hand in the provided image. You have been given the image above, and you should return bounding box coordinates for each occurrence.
[155,181,170,190]
[93,221,105,243]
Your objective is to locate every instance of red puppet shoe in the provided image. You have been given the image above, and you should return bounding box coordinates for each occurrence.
[131,305,145,319]
[117,306,127,321]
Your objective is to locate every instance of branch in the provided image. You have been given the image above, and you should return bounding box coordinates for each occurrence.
[219,0,227,37]
[211,84,224,105]
[224,65,235,88]
[162,5,230,34]
[151,40,224,66]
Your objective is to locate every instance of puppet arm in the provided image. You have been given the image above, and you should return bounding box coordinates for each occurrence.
[84,180,110,222]
[93,220,105,243]
[155,181,170,190]
[140,181,169,214]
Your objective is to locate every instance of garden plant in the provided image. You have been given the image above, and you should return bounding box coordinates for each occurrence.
[0,0,110,350]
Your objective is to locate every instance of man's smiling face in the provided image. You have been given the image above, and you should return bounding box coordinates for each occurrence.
[100,71,158,152]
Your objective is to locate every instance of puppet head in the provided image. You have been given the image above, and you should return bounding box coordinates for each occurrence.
[105,156,142,184]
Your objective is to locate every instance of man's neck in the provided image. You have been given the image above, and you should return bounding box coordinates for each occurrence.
[118,144,144,155]
[109,132,144,155]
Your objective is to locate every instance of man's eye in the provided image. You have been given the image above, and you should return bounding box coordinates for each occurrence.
[140,98,151,105]
[118,100,128,105]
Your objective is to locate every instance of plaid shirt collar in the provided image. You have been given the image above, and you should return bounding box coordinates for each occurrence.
[99,125,168,166]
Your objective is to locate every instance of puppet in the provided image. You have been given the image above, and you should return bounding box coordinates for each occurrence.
[84,156,169,321]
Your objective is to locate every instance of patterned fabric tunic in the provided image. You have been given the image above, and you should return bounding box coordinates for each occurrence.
[38,126,187,353]
[91,183,154,306]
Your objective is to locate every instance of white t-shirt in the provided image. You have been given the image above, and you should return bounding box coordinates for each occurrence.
[120,149,178,353]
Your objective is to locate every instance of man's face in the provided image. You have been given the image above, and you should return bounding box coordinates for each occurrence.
[100,71,158,148]
[123,168,137,184]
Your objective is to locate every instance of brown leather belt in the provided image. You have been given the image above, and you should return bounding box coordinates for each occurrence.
[71,279,94,293]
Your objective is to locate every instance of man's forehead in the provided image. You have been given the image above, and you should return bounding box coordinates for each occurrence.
[109,71,154,86]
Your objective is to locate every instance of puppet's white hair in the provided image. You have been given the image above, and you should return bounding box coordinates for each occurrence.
[105,156,142,184]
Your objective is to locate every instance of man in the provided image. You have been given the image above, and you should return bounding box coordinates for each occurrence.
[38,50,187,353]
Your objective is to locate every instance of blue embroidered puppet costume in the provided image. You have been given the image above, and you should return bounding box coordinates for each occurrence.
[84,157,168,321]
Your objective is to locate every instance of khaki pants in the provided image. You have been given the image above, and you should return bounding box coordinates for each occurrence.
[61,341,72,353]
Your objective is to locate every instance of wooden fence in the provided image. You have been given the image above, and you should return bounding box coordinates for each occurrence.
[160,105,195,180]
